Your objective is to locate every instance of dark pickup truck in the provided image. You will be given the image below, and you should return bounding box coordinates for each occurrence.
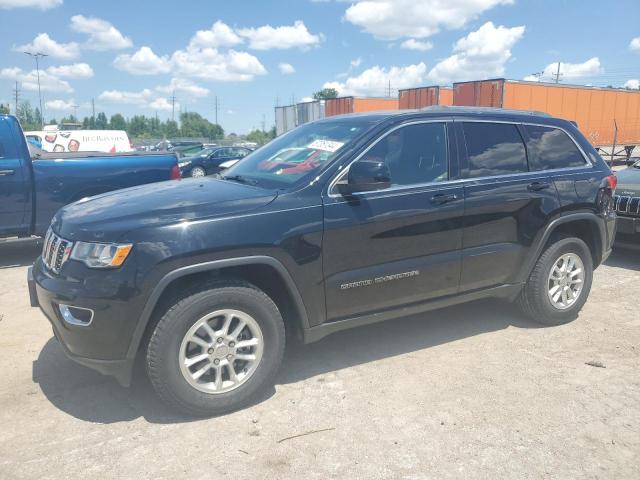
[29,107,617,416]
[0,114,180,238]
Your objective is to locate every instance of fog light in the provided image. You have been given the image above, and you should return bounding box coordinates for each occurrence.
[59,304,94,326]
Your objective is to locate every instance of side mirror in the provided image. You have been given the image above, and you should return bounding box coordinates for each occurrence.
[626,158,637,167]
[339,159,391,195]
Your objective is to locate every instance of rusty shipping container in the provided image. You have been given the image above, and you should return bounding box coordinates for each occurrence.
[325,97,399,117]
[398,86,453,109]
[453,79,640,147]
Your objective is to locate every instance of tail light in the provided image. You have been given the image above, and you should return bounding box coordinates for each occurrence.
[606,174,617,192]
[170,164,181,180]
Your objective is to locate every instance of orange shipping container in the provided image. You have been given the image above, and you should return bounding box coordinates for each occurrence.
[325,97,399,117]
[398,86,453,109]
[453,79,640,146]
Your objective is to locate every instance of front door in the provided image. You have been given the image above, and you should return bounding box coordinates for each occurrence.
[0,117,29,237]
[322,121,464,321]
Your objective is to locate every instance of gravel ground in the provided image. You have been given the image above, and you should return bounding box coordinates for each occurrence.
[0,239,638,479]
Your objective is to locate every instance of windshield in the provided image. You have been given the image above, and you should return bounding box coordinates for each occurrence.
[222,118,379,189]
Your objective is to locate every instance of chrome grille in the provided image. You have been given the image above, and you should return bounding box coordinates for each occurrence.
[42,228,73,273]
[614,195,640,217]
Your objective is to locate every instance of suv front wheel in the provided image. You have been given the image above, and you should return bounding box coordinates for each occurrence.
[146,280,285,416]
[518,237,593,325]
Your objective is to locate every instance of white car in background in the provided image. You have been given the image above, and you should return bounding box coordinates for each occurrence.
[25,127,133,153]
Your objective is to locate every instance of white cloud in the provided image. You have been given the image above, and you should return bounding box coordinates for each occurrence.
[156,78,209,98]
[0,0,61,9]
[171,46,267,82]
[529,57,603,82]
[0,67,73,92]
[623,79,639,89]
[401,39,433,51]
[427,22,525,83]
[350,57,362,68]
[278,62,296,74]
[324,62,427,96]
[189,21,243,49]
[46,62,93,78]
[344,0,512,40]
[113,46,171,75]
[70,14,132,50]
[149,97,177,111]
[16,33,80,59]
[237,21,322,50]
[45,98,75,110]
[630,37,640,52]
[98,89,154,105]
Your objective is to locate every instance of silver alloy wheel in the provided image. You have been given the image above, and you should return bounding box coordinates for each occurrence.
[179,309,264,394]
[191,167,206,178]
[547,252,585,310]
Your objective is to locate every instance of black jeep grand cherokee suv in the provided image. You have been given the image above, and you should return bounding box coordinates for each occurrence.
[29,107,617,416]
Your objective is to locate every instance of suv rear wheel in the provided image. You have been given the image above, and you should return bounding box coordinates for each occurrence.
[146,280,285,416]
[518,237,593,325]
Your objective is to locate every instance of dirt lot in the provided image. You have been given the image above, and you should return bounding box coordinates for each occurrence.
[0,239,639,479]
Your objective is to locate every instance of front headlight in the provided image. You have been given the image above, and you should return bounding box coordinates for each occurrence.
[178,160,191,168]
[70,241,133,268]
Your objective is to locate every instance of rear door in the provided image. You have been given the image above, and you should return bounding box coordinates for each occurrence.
[0,117,29,237]
[457,120,561,292]
[322,120,464,321]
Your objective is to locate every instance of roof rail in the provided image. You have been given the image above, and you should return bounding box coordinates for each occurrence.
[419,105,551,117]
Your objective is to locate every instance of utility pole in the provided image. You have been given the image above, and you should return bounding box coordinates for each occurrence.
[13,81,19,115]
[91,98,95,124]
[170,90,176,122]
[554,61,561,83]
[71,104,79,121]
[214,96,219,125]
[24,51,48,129]
[261,114,266,132]
[388,79,391,97]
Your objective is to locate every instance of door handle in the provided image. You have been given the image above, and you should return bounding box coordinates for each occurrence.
[527,181,551,192]
[430,193,458,205]
[0,169,15,176]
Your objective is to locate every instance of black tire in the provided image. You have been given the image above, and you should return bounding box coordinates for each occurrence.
[146,279,285,416]
[517,237,593,325]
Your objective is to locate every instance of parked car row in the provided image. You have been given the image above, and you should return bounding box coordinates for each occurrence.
[178,146,252,177]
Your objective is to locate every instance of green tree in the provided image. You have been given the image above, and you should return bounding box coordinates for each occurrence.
[109,113,127,131]
[163,119,179,137]
[17,101,35,130]
[128,115,148,137]
[95,112,108,129]
[0,104,10,114]
[313,87,339,100]
[245,127,276,145]
[179,112,224,139]
[34,107,42,128]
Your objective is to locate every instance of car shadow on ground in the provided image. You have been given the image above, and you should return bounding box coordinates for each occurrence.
[0,238,42,269]
[604,248,640,271]
[33,298,541,424]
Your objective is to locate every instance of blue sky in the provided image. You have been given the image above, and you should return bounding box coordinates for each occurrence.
[1,0,639,133]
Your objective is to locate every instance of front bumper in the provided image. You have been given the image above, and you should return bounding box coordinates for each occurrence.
[614,216,640,249]
[28,261,141,386]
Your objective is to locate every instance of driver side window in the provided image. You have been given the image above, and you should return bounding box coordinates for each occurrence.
[358,122,449,187]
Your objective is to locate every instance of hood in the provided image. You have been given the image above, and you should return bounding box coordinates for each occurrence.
[615,167,640,196]
[53,178,277,241]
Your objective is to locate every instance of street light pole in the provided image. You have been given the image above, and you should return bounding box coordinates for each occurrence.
[24,51,48,129]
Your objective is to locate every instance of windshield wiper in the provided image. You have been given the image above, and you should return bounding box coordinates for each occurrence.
[221,174,258,185]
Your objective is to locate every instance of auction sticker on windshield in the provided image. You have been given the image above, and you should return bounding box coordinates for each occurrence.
[307,139,345,153]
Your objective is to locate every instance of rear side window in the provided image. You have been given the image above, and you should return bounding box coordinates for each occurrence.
[462,122,527,178]
[524,125,586,170]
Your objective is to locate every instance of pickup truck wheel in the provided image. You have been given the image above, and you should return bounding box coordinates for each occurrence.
[517,237,593,325]
[146,280,285,416]
[190,166,206,178]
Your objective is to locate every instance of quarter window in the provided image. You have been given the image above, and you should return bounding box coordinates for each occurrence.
[524,125,586,170]
[462,122,528,178]
[360,123,448,186]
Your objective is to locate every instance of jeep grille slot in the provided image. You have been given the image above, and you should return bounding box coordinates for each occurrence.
[613,195,640,217]
[42,229,73,273]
